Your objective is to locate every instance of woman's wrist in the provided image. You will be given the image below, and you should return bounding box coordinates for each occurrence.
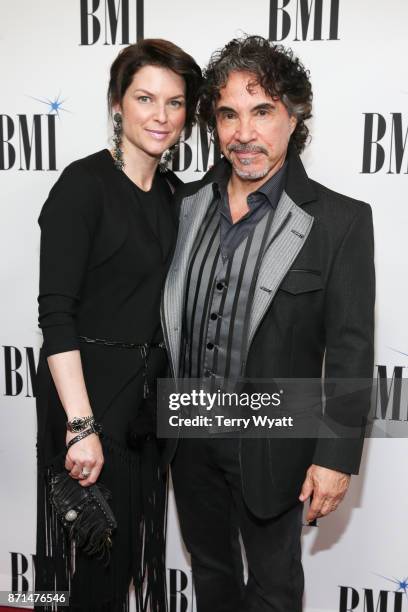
[65,405,93,418]
[66,415,95,433]
[66,422,103,449]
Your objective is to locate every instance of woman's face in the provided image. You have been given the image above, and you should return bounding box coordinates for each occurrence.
[116,64,186,159]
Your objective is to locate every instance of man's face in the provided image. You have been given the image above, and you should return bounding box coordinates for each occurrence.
[215,70,297,181]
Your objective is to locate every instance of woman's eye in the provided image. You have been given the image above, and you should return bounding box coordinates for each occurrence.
[138,96,151,103]
[170,100,184,108]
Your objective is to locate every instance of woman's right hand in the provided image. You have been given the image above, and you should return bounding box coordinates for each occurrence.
[65,431,104,487]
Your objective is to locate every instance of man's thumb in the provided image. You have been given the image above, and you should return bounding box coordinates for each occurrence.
[299,473,313,502]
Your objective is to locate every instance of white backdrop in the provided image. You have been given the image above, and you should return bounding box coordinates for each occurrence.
[0,1,407,611]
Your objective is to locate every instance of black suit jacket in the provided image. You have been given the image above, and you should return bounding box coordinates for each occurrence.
[161,147,375,518]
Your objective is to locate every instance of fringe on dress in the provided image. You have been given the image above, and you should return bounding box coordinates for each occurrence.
[35,433,168,612]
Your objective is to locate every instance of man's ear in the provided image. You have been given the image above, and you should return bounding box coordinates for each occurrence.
[289,115,297,135]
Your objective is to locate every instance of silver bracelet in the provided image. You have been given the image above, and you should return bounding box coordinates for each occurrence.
[66,415,95,433]
[66,421,102,450]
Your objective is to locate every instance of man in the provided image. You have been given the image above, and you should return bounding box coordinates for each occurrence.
[161,35,375,612]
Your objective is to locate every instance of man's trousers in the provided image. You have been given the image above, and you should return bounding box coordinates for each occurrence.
[171,438,304,612]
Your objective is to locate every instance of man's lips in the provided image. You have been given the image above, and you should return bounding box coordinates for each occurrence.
[235,150,261,157]
[228,146,267,161]
[233,150,264,164]
[145,129,171,141]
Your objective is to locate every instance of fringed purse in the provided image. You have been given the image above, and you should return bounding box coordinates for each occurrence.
[48,471,117,565]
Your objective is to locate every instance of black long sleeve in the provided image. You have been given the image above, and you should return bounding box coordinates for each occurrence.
[38,162,101,357]
[312,202,375,473]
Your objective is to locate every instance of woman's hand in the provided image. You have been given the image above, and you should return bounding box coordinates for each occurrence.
[45,351,105,487]
[65,431,104,487]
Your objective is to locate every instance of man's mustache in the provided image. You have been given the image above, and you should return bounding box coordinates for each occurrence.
[227,144,268,155]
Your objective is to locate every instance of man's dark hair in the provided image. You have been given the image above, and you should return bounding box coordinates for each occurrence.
[199,35,313,152]
[108,39,202,139]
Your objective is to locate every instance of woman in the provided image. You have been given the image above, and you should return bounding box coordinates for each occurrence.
[35,39,202,611]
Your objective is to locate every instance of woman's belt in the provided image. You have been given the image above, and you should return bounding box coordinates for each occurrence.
[78,336,166,397]
[78,336,165,350]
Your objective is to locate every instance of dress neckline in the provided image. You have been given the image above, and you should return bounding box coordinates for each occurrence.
[103,148,161,194]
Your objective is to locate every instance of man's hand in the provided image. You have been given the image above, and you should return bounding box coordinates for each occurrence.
[299,464,350,522]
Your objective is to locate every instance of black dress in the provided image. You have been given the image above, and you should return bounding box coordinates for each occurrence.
[35,149,179,611]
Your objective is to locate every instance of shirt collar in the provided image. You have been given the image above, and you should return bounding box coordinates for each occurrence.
[255,161,287,209]
[213,161,288,218]
[213,159,288,211]
[212,166,229,200]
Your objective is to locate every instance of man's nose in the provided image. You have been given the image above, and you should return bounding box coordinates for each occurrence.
[235,117,255,143]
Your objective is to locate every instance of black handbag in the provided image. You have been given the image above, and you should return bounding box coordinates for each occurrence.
[48,470,117,564]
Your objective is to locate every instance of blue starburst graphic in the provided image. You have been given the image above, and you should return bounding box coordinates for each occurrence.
[28,92,70,117]
[388,347,408,358]
[375,573,408,603]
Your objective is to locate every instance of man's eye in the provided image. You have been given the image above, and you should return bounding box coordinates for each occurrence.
[257,109,269,116]
[223,112,235,120]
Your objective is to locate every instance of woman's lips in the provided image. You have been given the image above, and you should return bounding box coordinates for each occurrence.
[145,129,170,141]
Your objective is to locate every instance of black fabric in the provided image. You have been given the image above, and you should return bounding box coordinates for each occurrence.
[38,150,179,357]
[172,438,304,612]
[162,146,375,520]
[35,150,179,611]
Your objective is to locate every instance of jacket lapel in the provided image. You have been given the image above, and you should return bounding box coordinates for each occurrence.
[246,190,314,351]
[162,182,214,376]
[162,150,316,375]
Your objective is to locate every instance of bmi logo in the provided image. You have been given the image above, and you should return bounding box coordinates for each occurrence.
[2,346,39,398]
[339,574,408,611]
[361,114,408,174]
[168,568,196,612]
[269,0,340,41]
[0,115,56,171]
[171,125,221,174]
[0,94,67,171]
[80,0,144,45]
[10,555,196,612]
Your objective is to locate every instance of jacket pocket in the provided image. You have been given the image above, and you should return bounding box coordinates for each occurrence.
[278,269,323,295]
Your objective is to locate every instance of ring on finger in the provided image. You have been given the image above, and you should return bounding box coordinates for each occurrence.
[81,467,91,478]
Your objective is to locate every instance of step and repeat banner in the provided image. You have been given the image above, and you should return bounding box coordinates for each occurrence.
[1,1,407,611]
